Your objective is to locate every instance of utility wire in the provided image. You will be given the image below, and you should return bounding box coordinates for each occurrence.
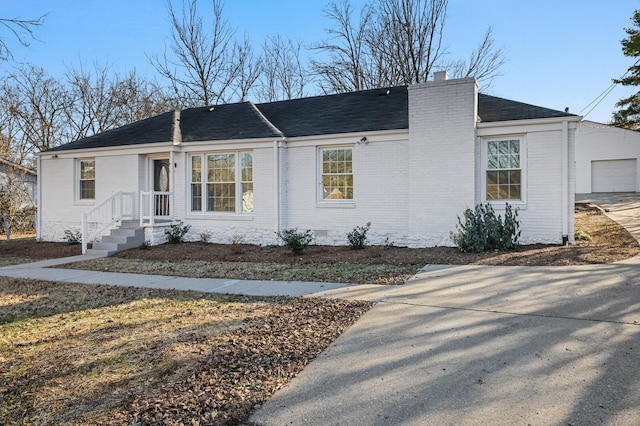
[579,57,640,119]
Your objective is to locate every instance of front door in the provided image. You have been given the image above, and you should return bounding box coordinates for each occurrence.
[153,159,171,216]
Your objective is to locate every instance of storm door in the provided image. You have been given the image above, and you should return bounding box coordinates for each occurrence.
[153,159,171,216]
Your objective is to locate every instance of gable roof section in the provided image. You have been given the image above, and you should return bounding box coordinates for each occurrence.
[478,94,575,122]
[44,85,576,153]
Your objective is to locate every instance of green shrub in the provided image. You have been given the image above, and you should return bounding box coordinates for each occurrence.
[575,230,593,241]
[452,203,521,253]
[277,228,314,254]
[347,222,371,249]
[64,229,82,245]
[164,223,191,244]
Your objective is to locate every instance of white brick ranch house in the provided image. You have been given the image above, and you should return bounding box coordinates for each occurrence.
[37,74,580,254]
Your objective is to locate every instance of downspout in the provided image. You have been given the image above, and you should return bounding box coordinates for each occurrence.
[274,138,287,238]
[171,109,182,221]
[274,140,279,236]
[36,154,42,240]
[561,120,569,245]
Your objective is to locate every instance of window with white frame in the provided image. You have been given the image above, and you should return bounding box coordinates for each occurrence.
[190,151,253,213]
[486,139,522,201]
[78,159,95,200]
[320,147,353,200]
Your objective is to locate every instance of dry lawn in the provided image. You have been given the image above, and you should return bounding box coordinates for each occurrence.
[0,279,372,425]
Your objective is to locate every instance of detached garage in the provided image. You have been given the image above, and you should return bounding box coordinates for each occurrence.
[576,121,640,194]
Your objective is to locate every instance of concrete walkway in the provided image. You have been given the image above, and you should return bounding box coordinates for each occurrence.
[0,256,363,298]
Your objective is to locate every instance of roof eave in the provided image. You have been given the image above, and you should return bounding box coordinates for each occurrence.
[477,115,582,128]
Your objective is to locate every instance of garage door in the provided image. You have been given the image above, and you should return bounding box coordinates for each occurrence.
[591,159,637,192]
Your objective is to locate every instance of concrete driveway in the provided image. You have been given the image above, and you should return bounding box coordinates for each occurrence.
[251,195,640,426]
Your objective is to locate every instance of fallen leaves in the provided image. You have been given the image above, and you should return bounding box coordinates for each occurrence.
[0,279,373,425]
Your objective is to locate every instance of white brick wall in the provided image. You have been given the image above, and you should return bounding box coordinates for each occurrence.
[39,80,577,249]
[407,78,478,246]
[283,136,410,246]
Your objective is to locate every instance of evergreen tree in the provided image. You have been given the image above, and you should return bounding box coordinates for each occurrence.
[612,10,640,129]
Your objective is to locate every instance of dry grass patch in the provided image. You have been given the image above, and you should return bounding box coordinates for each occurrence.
[0,278,372,425]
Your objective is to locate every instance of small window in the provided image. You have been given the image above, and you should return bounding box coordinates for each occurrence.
[320,147,353,200]
[78,159,95,200]
[486,139,521,200]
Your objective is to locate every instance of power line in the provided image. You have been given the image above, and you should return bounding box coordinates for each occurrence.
[578,57,640,119]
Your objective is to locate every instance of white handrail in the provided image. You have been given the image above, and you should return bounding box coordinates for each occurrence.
[140,191,173,227]
[81,191,135,254]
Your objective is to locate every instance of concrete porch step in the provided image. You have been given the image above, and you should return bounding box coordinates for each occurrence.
[90,223,145,256]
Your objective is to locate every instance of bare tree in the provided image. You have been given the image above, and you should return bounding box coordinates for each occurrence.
[312,1,374,93]
[443,27,505,88]
[258,35,308,102]
[109,71,177,124]
[0,14,47,62]
[150,0,238,106]
[314,0,504,93]
[1,65,70,156]
[231,35,262,102]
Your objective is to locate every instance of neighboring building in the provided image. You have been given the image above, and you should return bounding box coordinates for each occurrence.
[37,74,580,252]
[576,120,640,194]
[0,157,38,207]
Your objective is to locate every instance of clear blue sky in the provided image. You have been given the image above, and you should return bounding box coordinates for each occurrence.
[2,0,637,123]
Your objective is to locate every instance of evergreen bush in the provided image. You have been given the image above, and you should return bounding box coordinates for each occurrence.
[452,203,520,253]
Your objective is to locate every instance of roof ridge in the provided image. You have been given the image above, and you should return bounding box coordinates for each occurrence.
[247,101,285,138]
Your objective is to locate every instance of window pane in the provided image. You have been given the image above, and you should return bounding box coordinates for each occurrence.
[80,160,95,179]
[191,156,201,182]
[191,183,202,211]
[498,154,510,168]
[510,140,520,155]
[511,184,521,199]
[242,182,253,213]
[80,180,95,199]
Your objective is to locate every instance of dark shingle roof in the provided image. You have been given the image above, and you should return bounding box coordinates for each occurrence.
[179,103,283,141]
[478,94,575,122]
[46,111,175,152]
[256,87,408,137]
[44,85,576,153]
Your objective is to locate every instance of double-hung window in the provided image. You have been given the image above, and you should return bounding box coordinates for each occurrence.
[78,159,95,200]
[320,147,353,200]
[190,151,253,213]
[486,139,522,201]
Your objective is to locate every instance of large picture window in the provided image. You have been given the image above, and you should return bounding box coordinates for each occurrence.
[190,151,253,213]
[78,159,95,200]
[320,147,353,200]
[486,139,521,200]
